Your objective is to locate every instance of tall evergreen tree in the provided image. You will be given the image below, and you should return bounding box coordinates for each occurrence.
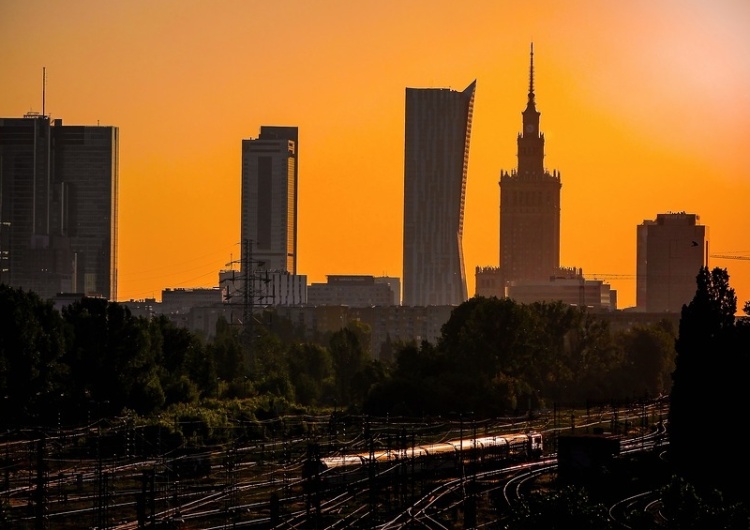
[669,267,748,500]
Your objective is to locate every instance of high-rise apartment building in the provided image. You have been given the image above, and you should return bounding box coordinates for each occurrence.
[0,114,119,300]
[499,44,561,284]
[241,126,298,275]
[636,212,706,313]
[402,81,476,306]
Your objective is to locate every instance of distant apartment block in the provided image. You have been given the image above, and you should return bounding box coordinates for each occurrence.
[274,304,453,361]
[507,276,615,310]
[241,126,298,274]
[119,288,226,338]
[118,297,158,320]
[480,265,616,310]
[474,266,504,298]
[375,276,401,305]
[307,275,397,307]
[161,287,223,315]
[0,114,119,300]
[637,212,706,313]
[402,81,476,306]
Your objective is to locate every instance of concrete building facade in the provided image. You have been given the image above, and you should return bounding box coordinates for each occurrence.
[375,276,401,306]
[307,275,396,307]
[241,126,298,275]
[507,276,614,310]
[636,212,706,313]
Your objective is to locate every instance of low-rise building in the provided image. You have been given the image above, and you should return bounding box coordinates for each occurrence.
[307,275,396,307]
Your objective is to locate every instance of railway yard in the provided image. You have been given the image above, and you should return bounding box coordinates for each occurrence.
[0,400,669,529]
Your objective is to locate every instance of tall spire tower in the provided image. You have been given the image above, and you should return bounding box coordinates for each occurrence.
[498,43,561,283]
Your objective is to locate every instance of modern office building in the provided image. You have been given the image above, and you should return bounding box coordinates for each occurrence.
[241,126,298,275]
[0,114,119,300]
[402,80,476,306]
[499,44,561,284]
[636,212,706,313]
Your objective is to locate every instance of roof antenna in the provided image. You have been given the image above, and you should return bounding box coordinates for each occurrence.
[42,67,46,117]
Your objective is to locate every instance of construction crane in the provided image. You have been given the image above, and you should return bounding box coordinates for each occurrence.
[710,255,750,261]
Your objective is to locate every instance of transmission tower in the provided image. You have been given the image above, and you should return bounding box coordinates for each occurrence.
[222,239,274,346]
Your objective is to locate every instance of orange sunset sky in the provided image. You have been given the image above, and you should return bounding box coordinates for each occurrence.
[2,0,749,311]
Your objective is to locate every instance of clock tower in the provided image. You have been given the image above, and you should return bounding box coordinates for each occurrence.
[498,43,562,284]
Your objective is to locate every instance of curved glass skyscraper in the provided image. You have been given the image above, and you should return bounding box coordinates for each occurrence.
[402,80,476,306]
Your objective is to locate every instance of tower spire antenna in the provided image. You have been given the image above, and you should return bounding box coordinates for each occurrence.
[528,43,535,99]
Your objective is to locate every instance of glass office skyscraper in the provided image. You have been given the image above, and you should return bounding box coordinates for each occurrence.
[0,114,119,300]
[402,81,476,306]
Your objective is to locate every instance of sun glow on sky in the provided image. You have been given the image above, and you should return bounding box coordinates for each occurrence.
[2,0,749,311]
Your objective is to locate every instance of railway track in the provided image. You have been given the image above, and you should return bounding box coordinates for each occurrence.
[0,403,669,528]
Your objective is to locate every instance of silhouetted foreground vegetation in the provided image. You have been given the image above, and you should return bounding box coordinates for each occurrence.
[505,267,750,529]
[365,296,676,416]
[1,266,748,526]
[505,476,749,530]
[668,267,750,504]
[0,285,677,432]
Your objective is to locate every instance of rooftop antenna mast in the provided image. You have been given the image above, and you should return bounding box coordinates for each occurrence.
[42,67,46,117]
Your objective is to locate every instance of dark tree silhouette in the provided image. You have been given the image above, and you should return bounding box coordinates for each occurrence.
[615,320,676,398]
[329,324,370,407]
[0,285,67,427]
[668,266,749,501]
[62,298,165,416]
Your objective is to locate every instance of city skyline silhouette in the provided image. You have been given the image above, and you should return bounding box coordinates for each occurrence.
[1,1,748,310]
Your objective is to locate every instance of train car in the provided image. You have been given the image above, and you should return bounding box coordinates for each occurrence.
[319,430,543,472]
[527,431,544,459]
[463,432,543,463]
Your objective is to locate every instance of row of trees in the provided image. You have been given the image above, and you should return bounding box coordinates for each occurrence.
[365,296,676,416]
[1,283,679,429]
